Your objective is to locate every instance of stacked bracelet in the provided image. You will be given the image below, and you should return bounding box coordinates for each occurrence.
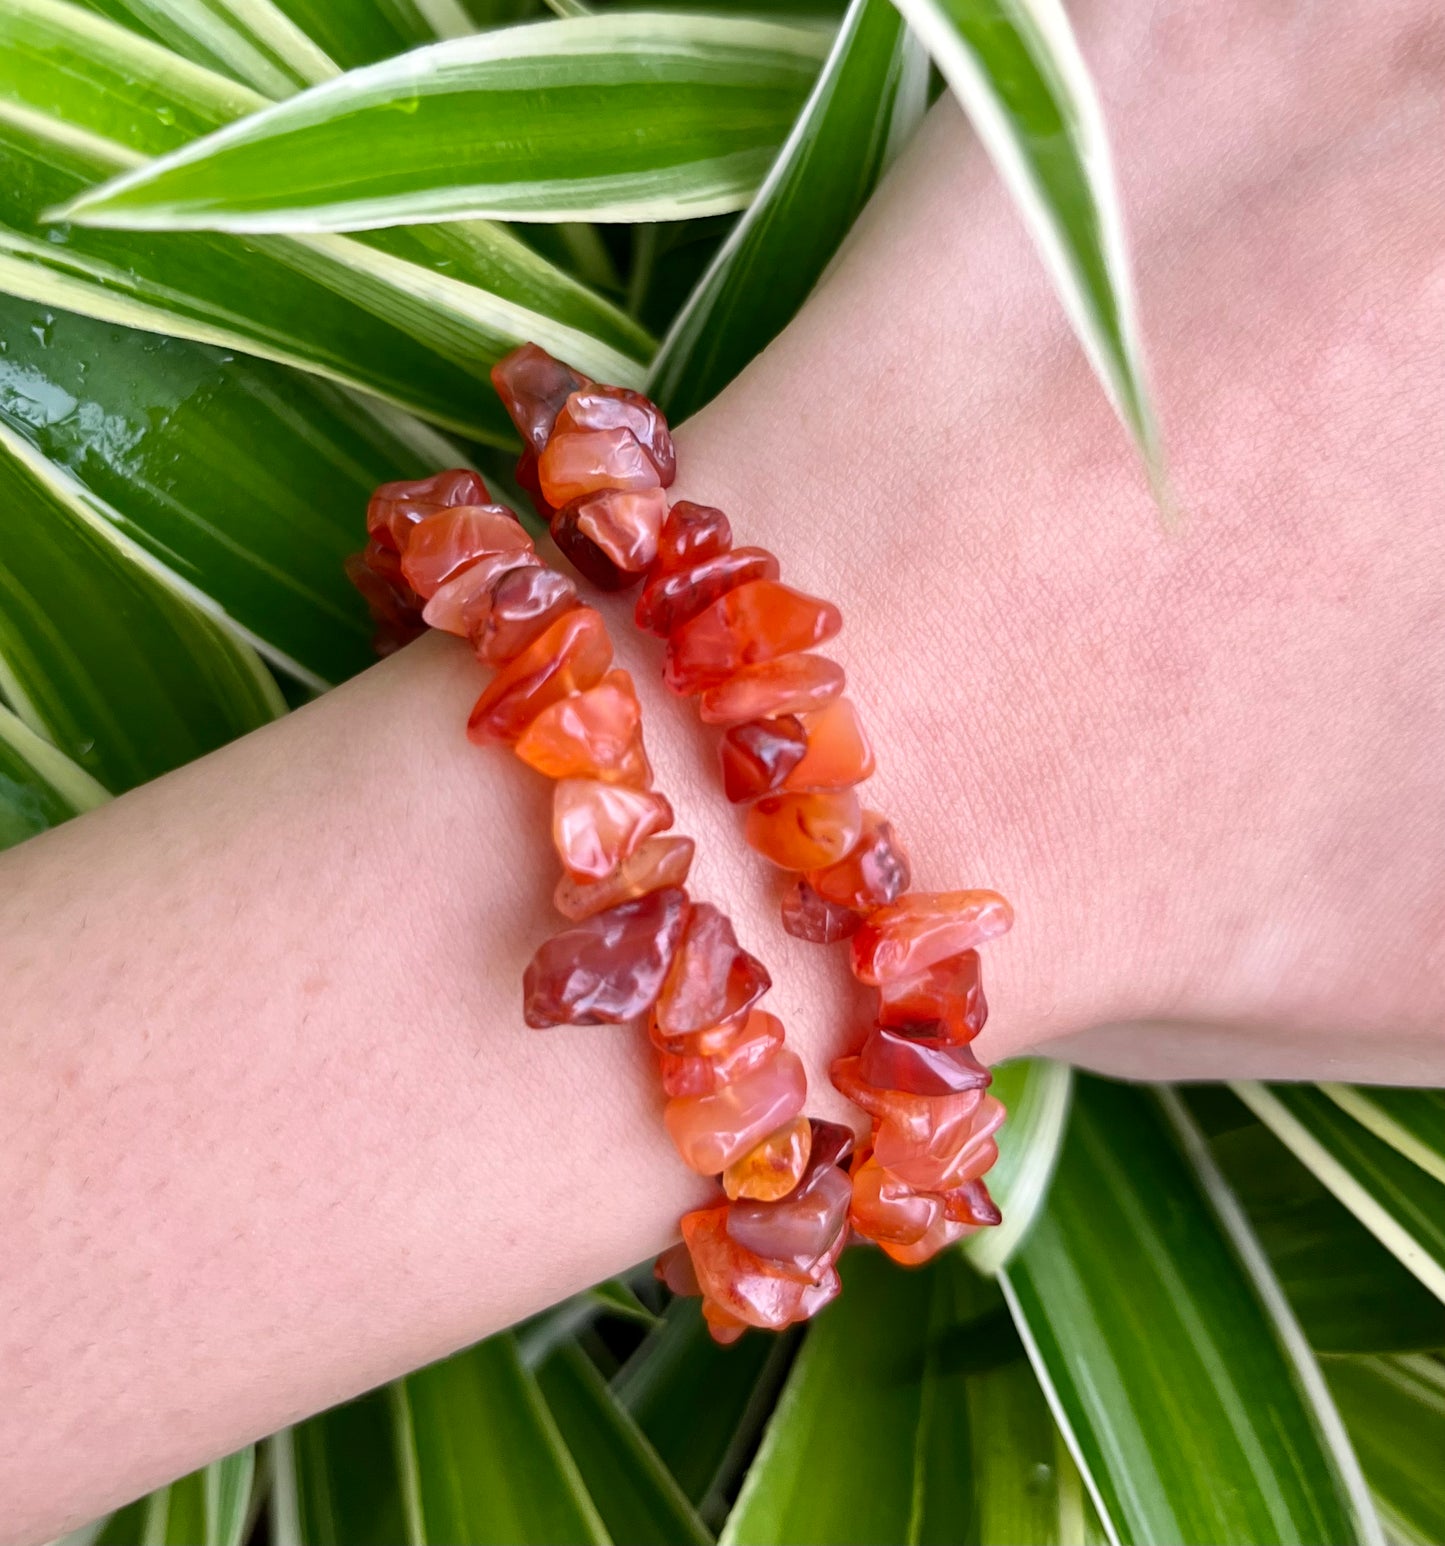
[347,345,1014,1340]
[349,469,853,1343]
[490,346,1013,1268]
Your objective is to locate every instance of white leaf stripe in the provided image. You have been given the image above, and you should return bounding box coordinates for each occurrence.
[963,1057,1072,1275]
[996,1270,1122,1546]
[1320,1084,1445,1189]
[1158,1089,1383,1546]
[0,700,109,811]
[0,417,296,701]
[887,0,1160,470]
[1234,1082,1445,1306]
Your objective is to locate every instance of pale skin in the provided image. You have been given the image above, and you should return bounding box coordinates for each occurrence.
[3,1,1443,1539]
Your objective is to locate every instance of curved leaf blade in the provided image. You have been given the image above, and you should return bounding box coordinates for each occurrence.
[963,1057,1072,1275]
[76,0,339,95]
[1209,1117,1445,1355]
[612,1298,793,1516]
[60,14,829,233]
[889,0,1160,472]
[536,1342,712,1546]
[0,294,463,686]
[271,1391,409,1546]
[1235,1082,1445,1307]
[0,0,649,438]
[1003,1078,1380,1545]
[393,1334,611,1545]
[648,0,926,421]
[0,701,106,846]
[0,418,281,789]
[722,1251,1102,1545]
[1320,1084,1445,1190]
[1324,1355,1445,1546]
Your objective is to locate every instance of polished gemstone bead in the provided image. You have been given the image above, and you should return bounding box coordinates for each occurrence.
[654,1241,700,1297]
[366,468,489,553]
[849,1158,941,1246]
[697,654,846,726]
[658,1008,784,1098]
[719,716,808,803]
[654,902,771,1037]
[467,607,611,745]
[857,1025,991,1097]
[807,1118,857,1173]
[875,1096,1005,1193]
[399,504,532,600]
[851,890,1014,985]
[345,543,425,654]
[514,669,647,783]
[515,447,554,522]
[879,1214,973,1267]
[722,1116,812,1201]
[538,428,662,508]
[574,487,667,573]
[783,699,874,792]
[655,500,732,573]
[809,812,910,911]
[701,1302,750,1344]
[832,1056,992,1189]
[876,950,988,1044]
[551,487,667,591]
[664,580,841,694]
[745,790,863,871]
[681,1203,841,1334]
[475,566,578,666]
[944,1177,1002,1227]
[491,344,590,453]
[552,779,673,880]
[554,385,676,486]
[726,1160,851,1276]
[780,879,862,943]
[424,554,541,640]
[523,886,688,1027]
[635,548,780,638]
[663,1049,806,1174]
[554,835,695,920]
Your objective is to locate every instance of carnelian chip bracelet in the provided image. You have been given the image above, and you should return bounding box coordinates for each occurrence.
[491,344,1013,1267]
[348,468,853,1343]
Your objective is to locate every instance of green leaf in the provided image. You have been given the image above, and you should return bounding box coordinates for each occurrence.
[0,700,106,846]
[60,13,829,233]
[1323,1355,1445,1546]
[721,1251,933,1546]
[0,0,649,440]
[259,0,443,70]
[392,1333,610,1545]
[962,1057,1072,1275]
[919,1257,1107,1546]
[76,0,339,95]
[94,1450,255,1546]
[1320,1084,1445,1189]
[648,0,925,421]
[722,1250,1101,1545]
[889,0,1161,473]
[1209,1118,1445,1355]
[1003,1078,1380,1545]
[272,1390,409,1546]
[536,1341,712,1546]
[1235,1082,1445,1308]
[0,418,281,789]
[613,1297,792,1513]
[0,294,464,687]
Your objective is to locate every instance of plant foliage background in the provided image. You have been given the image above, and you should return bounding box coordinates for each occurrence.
[1,0,1440,1541]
